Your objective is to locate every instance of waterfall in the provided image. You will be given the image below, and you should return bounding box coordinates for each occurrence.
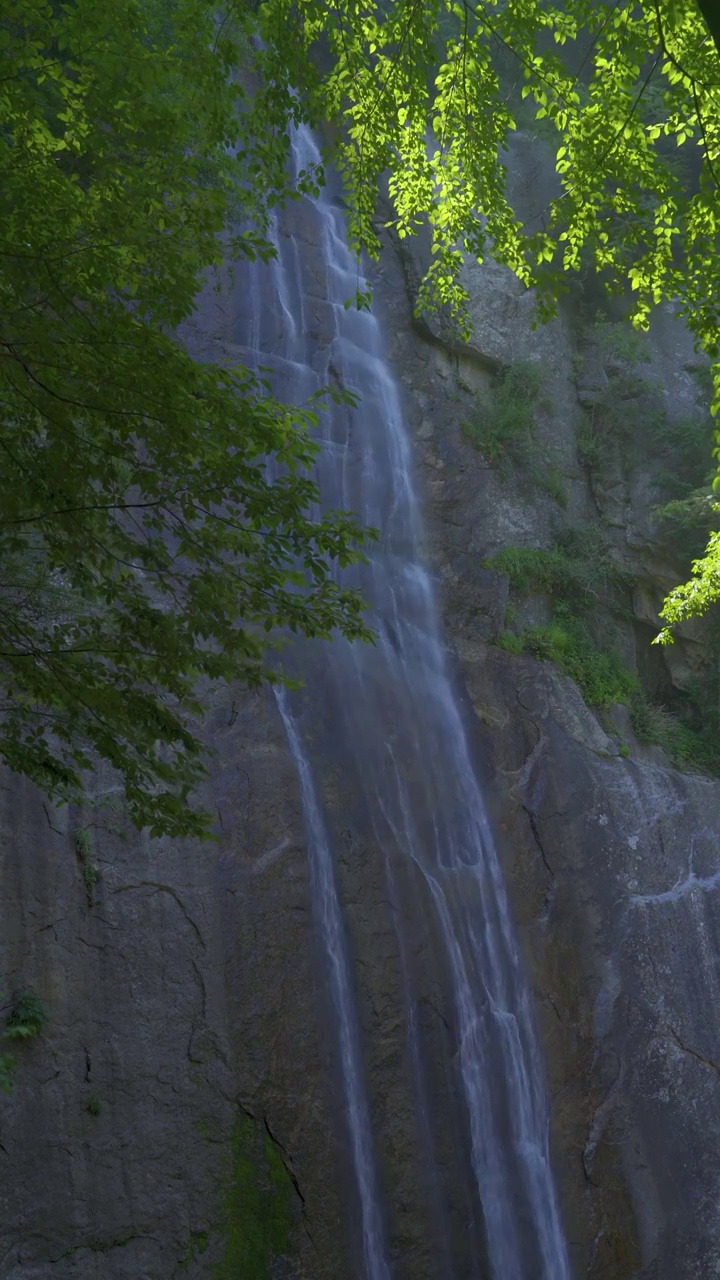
[275,688,391,1280]
[236,125,570,1279]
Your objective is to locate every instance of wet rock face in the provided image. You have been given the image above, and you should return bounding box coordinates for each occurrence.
[0,687,345,1280]
[468,654,720,1280]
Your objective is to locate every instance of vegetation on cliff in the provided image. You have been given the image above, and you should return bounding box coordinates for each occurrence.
[0,989,48,1093]
[3,0,720,830]
[212,1110,295,1280]
[487,532,720,776]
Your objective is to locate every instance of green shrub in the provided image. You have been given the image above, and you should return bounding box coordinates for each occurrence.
[576,413,604,470]
[572,319,665,473]
[592,317,652,368]
[653,490,718,561]
[570,352,585,382]
[5,990,47,1041]
[560,525,633,593]
[645,410,717,562]
[522,622,573,661]
[460,360,565,503]
[490,537,720,775]
[0,989,48,1091]
[656,413,714,460]
[578,323,713,495]
[684,359,714,404]
[598,373,665,445]
[573,317,714,500]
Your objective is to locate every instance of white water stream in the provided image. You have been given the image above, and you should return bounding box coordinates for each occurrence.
[239,125,569,1280]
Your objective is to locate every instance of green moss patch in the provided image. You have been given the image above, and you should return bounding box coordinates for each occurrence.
[213,1110,295,1280]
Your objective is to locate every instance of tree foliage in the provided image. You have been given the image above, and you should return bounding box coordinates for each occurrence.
[256,1,719,337]
[0,0,372,836]
[4,0,720,834]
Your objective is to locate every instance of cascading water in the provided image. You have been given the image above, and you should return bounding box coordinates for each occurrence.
[275,690,391,1280]
[236,125,570,1279]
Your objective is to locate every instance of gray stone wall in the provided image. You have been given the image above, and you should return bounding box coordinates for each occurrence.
[0,687,344,1279]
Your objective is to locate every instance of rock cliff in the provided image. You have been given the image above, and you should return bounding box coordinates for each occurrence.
[369,128,720,1279]
[2,127,720,1280]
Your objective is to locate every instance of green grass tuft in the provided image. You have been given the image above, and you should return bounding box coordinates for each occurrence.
[521,614,638,706]
[485,529,629,604]
[496,630,524,654]
[461,359,545,475]
[629,695,720,775]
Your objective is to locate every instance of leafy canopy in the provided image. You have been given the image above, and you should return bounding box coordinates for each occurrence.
[4,0,720,835]
[0,0,373,836]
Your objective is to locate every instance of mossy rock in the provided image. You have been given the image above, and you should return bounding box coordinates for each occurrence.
[213,1110,296,1280]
